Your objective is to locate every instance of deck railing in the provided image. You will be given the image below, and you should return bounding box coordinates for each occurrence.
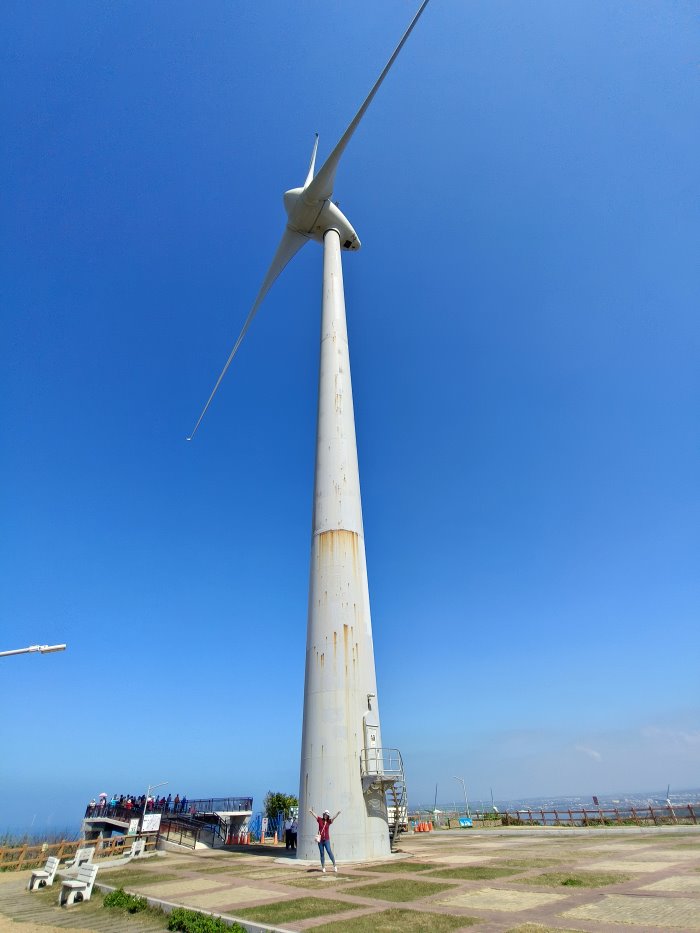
[186,797,253,813]
[84,803,139,822]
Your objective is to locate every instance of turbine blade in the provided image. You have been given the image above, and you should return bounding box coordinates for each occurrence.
[304,0,430,204]
[304,133,319,188]
[187,227,308,440]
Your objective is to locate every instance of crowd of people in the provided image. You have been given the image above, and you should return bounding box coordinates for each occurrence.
[86,792,192,815]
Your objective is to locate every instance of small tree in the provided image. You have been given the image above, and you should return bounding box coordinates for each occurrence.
[264,791,298,819]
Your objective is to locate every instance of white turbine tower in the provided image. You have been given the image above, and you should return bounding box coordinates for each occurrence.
[189,1,430,862]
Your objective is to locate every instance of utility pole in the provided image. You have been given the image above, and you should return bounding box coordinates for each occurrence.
[453,776,471,818]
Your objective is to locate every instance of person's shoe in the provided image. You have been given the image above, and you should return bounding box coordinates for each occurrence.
[334,866,338,873]
[321,867,326,873]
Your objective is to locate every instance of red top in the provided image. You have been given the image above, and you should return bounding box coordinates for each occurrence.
[316,816,332,841]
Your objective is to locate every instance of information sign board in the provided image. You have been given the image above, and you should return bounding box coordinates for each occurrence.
[141,813,162,833]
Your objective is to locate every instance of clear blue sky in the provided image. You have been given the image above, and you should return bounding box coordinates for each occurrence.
[2,0,698,833]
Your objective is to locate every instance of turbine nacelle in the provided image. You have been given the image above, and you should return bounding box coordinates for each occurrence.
[283,187,361,251]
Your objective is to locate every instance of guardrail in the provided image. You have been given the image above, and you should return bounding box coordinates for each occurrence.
[360,747,404,778]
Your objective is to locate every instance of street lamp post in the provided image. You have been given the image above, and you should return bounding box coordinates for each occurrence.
[0,644,66,658]
[453,775,471,819]
[142,781,168,831]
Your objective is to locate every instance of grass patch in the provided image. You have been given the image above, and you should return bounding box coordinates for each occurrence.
[360,861,436,873]
[497,858,562,868]
[236,896,358,923]
[34,884,99,909]
[279,873,357,888]
[32,887,164,930]
[194,854,245,859]
[312,908,476,931]
[189,865,253,875]
[227,867,306,881]
[616,834,679,843]
[425,865,523,880]
[513,870,629,888]
[347,878,455,901]
[506,925,586,933]
[100,871,180,886]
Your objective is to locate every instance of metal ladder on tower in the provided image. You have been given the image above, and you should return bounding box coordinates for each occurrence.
[386,774,407,851]
[360,747,407,852]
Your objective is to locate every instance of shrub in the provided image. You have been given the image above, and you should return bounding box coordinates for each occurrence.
[167,907,246,932]
[103,887,148,913]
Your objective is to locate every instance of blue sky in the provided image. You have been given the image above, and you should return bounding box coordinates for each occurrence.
[2,0,698,833]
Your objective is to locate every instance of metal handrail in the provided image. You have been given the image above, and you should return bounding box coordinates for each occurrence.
[186,797,253,813]
[360,747,404,777]
[159,817,200,849]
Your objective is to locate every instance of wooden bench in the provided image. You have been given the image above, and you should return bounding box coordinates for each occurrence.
[27,856,60,891]
[58,863,98,906]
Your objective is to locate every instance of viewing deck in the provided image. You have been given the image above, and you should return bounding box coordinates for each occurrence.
[83,796,253,846]
[84,797,252,823]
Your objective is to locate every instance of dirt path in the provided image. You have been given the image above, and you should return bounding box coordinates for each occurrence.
[0,919,97,933]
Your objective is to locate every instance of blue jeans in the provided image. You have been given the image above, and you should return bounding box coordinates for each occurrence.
[318,838,335,867]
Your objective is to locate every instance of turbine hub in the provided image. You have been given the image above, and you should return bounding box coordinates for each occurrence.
[283,188,361,251]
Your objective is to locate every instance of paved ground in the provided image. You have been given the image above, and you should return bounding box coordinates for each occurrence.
[0,826,698,932]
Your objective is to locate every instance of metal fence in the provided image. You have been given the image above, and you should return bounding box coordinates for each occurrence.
[247,813,282,841]
[426,805,699,827]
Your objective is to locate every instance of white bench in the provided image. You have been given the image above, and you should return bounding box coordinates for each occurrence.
[64,846,94,869]
[59,863,98,906]
[27,856,60,891]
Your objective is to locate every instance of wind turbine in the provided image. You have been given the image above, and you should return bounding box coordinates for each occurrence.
[190,1,431,862]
